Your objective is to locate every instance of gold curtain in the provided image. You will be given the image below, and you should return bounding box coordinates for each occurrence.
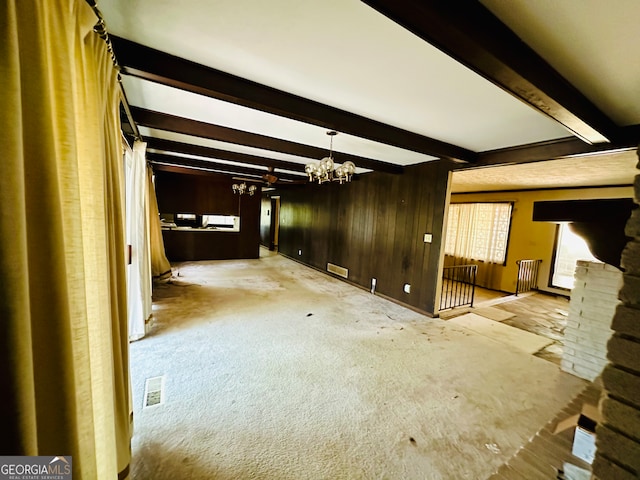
[147,165,172,280]
[1,1,131,478]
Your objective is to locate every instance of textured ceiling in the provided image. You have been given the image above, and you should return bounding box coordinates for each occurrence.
[451,150,637,193]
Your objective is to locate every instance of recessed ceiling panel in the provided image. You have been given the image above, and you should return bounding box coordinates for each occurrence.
[145,149,307,177]
[138,127,372,174]
[123,76,436,165]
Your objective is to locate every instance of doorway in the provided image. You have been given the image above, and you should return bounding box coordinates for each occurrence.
[260,195,281,251]
[550,223,599,289]
[270,196,280,251]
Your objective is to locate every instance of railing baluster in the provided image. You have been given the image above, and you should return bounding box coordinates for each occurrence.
[515,259,542,296]
[440,264,478,311]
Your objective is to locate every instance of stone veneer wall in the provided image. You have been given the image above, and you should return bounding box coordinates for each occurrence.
[592,159,640,479]
[562,261,621,381]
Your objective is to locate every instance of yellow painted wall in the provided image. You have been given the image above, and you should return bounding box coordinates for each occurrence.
[449,186,632,295]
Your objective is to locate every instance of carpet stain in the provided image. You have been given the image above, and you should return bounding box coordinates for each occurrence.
[132,254,588,480]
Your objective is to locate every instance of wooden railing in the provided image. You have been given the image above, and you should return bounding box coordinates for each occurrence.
[515,259,542,296]
[440,264,477,311]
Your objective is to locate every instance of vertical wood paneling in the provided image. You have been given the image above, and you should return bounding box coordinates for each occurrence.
[155,170,261,260]
[276,162,451,315]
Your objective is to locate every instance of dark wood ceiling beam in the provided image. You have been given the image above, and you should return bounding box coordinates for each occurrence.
[147,152,305,181]
[133,107,404,174]
[474,124,640,167]
[362,0,620,144]
[111,35,475,163]
[146,137,306,173]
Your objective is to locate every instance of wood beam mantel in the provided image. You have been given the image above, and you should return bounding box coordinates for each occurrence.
[111,36,475,163]
[362,0,620,145]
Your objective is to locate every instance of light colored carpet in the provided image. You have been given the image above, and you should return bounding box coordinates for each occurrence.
[473,306,516,322]
[129,252,586,479]
[447,313,554,354]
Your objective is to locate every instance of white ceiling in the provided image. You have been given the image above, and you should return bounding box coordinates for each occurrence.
[481,0,640,126]
[103,0,570,151]
[122,76,434,168]
[99,0,639,187]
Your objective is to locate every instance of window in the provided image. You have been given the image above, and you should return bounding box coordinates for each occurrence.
[201,214,239,229]
[445,202,513,264]
[551,223,599,289]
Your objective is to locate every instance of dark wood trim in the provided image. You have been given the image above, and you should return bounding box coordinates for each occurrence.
[111,36,476,163]
[451,184,634,196]
[532,198,636,223]
[133,107,404,174]
[147,152,306,182]
[361,0,619,144]
[146,137,306,173]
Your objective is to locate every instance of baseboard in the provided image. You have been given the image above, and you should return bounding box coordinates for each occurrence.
[277,252,434,318]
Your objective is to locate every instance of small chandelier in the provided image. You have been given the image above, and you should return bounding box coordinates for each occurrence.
[232,182,257,196]
[305,131,356,184]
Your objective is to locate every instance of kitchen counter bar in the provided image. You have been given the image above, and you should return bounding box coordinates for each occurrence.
[162,228,245,260]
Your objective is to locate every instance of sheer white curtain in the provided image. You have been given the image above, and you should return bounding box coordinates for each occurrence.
[444,203,512,289]
[125,140,152,341]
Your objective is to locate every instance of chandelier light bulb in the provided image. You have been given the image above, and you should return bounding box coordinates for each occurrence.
[232,182,256,195]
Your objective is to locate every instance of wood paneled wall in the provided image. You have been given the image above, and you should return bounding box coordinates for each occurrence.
[273,161,451,315]
[154,170,261,260]
[155,170,241,216]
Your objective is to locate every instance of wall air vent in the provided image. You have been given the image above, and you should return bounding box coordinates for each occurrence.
[144,376,165,408]
[327,263,348,279]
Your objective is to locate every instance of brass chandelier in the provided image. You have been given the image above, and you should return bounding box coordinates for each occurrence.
[305,131,356,184]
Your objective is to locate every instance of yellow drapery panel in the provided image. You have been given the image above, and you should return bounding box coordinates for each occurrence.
[0,1,131,478]
[147,165,172,280]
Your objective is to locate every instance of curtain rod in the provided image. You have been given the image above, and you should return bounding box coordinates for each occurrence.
[84,0,142,141]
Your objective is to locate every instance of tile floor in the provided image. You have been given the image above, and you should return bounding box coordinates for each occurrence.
[490,292,570,366]
[442,289,570,366]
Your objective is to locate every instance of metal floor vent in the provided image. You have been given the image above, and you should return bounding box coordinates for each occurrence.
[327,263,348,279]
[143,376,165,408]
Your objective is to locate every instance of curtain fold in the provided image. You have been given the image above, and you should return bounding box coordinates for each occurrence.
[147,165,172,280]
[1,1,131,478]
